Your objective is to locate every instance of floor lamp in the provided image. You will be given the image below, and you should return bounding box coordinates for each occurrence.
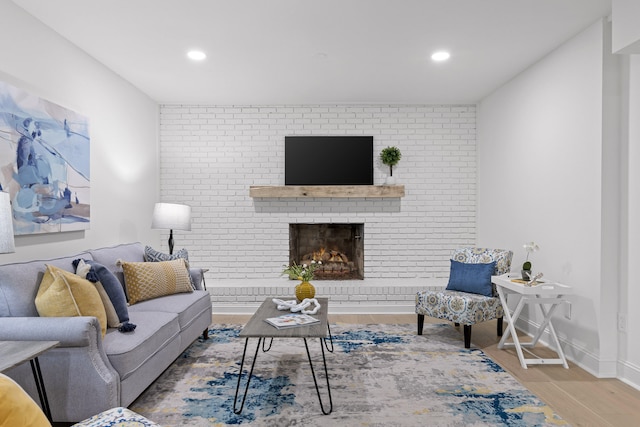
[151,203,191,254]
[0,192,15,254]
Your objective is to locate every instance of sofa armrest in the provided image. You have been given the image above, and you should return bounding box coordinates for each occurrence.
[0,316,100,347]
[0,316,120,422]
[189,267,207,290]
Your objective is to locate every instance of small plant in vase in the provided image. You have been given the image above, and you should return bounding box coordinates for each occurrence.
[282,260,322,302]
[522,241,539,280]
[380,146,402,185]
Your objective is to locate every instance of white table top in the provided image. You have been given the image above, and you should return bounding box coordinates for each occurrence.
[493,274,572,295]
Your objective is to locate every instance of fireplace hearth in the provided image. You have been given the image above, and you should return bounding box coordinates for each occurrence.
[289,223,364,280]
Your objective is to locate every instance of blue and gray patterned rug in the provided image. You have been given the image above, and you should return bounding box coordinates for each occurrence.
[130,323,568,426]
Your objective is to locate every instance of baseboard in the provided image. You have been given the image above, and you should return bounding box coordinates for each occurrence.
[618,360,640,390]
[514,317,618,379]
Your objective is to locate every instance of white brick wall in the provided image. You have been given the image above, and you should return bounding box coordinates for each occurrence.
[159,104,477,311]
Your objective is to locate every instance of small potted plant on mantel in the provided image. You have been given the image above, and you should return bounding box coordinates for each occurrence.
[380,146,402,185]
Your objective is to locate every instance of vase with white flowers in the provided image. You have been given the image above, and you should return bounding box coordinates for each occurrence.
[522,241,539,280]
[282,260,322,302]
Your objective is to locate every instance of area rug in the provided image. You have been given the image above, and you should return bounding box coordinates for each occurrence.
[130,323,568,426]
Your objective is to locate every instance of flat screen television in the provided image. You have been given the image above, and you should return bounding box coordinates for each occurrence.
[285,136,374,185]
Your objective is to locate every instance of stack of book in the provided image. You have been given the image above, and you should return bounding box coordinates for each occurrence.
[264,313,320,329]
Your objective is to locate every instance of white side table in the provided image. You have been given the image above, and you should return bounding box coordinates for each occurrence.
[493,274,571,369]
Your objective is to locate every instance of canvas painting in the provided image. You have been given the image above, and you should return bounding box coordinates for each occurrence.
[0,81,90,235]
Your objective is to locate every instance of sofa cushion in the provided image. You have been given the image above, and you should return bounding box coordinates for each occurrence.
[445,259,496,297]
[0,373,51,427]
[121,259,193,305]
[129,290,211,333]
[0,252,92,317]
[88,242,145,273]
[102,310,180,381]
[35,265,107,337]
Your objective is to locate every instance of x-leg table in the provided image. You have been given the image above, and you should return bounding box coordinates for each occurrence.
[493,275,571,369]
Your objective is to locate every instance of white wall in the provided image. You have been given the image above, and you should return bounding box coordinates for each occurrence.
[0,2,160,263]
[478,20,615,376]
[158,105,477,282]
[613,0,640,54]
[621,55,640,386]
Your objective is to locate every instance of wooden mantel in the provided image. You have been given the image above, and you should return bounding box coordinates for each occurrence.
[249,185,405,198]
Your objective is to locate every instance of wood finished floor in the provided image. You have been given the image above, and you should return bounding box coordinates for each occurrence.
[213,313,640,427]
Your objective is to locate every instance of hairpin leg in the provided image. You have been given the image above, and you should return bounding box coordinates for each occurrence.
[233,337,262,414]
[323,323,334,353]
[304,337,333,415]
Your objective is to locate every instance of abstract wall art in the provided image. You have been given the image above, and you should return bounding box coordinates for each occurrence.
[0,80,90,235]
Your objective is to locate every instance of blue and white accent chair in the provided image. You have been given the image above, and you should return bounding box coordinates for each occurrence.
[415,247,513,348]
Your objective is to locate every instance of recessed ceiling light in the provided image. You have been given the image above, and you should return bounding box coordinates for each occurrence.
[431,51,450,62]
[187,50,206,61]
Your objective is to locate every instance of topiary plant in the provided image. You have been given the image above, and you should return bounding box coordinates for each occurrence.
[380,146,402,177]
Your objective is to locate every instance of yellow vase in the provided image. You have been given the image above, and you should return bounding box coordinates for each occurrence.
[295,281,316,302]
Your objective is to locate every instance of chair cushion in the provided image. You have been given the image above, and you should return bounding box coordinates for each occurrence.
[415,289,503,325]
[452,247,513,275]
[445,259,496,297]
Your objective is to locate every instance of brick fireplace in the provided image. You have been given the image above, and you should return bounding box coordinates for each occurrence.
[289,223,364,280]
[159,104,477,312]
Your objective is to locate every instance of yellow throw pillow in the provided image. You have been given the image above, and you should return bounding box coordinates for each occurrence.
[121,258,193,305]
[35,265,107,337]
[0,373,51,427]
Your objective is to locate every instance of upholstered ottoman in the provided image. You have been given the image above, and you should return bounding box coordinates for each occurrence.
[72,407,159,426]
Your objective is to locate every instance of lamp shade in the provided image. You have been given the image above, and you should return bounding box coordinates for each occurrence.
[0,192,15,253]
[151,203,191,231]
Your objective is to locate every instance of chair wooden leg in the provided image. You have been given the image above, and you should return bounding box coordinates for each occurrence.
[202,328,209,340]
[417,314,424,335]
[497,317,503,337]
[463,325,471,348]
[418,314,424,335]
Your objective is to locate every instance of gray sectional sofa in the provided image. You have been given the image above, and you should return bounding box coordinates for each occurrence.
[0,242,213,423]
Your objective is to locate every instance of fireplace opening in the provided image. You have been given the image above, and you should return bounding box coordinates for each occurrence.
[289,223,364,280]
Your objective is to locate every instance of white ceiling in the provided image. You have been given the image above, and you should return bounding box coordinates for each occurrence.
[12,0,612,105]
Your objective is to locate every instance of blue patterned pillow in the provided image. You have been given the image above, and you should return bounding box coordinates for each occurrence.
[144,246,189,265]
[445,259,497,297]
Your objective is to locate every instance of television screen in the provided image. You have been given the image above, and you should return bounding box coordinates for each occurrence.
[285,136,374,185]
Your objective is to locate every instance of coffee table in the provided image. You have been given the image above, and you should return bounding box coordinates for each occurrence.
[233,297,333,415]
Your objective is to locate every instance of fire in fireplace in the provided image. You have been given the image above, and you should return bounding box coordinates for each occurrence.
[289,223,364,280]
